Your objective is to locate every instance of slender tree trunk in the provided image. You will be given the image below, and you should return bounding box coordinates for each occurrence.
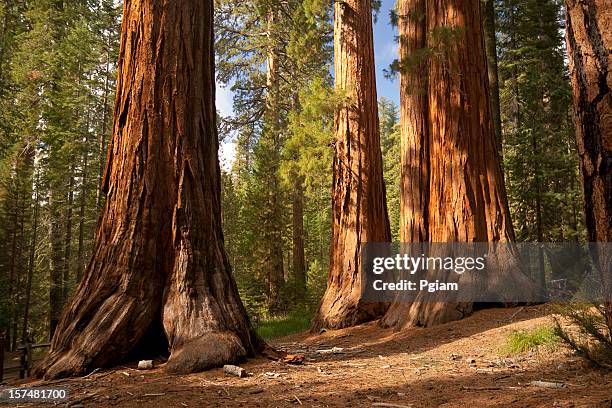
[62,163,75,303]
[565,0,611,329]
[312,0,391,330]
[36,0,260,380]
[531,132,546,290]
[77,132,89,282]
[6,170,19,349]
[383,0,537,328]
[481,0,503,162]
[11,183,25,351]
[48,189,63,339]
[292,176,306,300]
[96,46,111,210]
[22,171,39,344]
[263,5,284,312]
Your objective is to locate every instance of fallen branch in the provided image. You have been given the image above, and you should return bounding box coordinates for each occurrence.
[529,380,565,389]
[371,403,413,408]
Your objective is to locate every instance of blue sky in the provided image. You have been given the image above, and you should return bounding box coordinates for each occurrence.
[373,0,400,107]
[217,0,399,167]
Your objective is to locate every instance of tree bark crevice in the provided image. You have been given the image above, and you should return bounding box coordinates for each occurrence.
[36,0,260,380]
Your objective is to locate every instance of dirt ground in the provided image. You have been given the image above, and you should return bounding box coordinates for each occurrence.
[6,306,612,407]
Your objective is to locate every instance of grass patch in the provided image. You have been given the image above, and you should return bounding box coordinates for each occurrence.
[505,326,560,354]
[256,310,313,340]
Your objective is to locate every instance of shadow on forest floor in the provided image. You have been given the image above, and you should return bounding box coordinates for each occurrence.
[13,306,612,407]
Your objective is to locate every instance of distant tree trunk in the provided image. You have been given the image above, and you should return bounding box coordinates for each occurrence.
[5,169,19,350]
[62,163,75,303]
[383,0,537,328]
[22,170,39,344]
[263,5,284,312]
[11,184,25,351]
[36,0,260,380]
[482,0,503,162]
[531,132,546,290]
[96,47,111,210]
[292,176,306,300]
[312,0,391,330]
[48,190,63,338]
[77,132,89,282]
[565,0,611,328]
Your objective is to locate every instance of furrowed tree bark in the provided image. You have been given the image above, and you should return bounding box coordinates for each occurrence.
[383,0,537,328]
[36,0,259,380]
[312,0,391,330]
[565,0,611,328]
[381,0,429,328]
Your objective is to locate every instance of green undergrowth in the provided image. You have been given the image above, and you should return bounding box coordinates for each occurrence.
[255,309,314,340]
[505,325,560,354]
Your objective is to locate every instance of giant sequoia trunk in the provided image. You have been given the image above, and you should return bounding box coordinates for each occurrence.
[381,0,429,328]
[383,0,537,328]
[36,0,259,380]
[312,0,391,330]
[565,0,611,327]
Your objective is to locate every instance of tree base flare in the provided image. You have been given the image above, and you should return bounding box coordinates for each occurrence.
[165,332,247,374]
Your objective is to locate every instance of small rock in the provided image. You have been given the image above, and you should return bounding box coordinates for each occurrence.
[137,360,154,370]
[224,364,247,378]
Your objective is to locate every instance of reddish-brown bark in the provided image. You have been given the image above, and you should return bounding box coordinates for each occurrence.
[311,0,391,330]
[36,0,259,379]
[383,0,537,328]
[565,0,611,328]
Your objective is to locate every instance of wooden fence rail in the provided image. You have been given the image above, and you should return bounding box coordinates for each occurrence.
[0,338,50,382]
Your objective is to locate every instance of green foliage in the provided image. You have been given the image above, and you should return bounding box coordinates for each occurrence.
[379,97,400,242]
[554,304,612,369]
[255,307,314,340]
[0,0,121,347]
[498,0,585,245]
[505,325,560,354]
[217,0,333,317]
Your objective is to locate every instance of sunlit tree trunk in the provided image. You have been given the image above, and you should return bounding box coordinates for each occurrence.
[312,0,391,330]
[381,0,429,327]
[36,0,260,380]
[565,0,611,330]
[384,0,537,328]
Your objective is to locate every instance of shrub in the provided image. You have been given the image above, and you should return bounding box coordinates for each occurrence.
[505,325,560,354]
[553,303,612,369]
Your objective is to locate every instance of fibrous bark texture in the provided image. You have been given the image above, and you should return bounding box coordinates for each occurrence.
[312,0,391,330]
[565,0,611,245]
[383,0,537,328]
[565,0,611,326]
[36,0,259,380]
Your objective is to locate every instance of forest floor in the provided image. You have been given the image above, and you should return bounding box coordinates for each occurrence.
[10,305,612,407]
